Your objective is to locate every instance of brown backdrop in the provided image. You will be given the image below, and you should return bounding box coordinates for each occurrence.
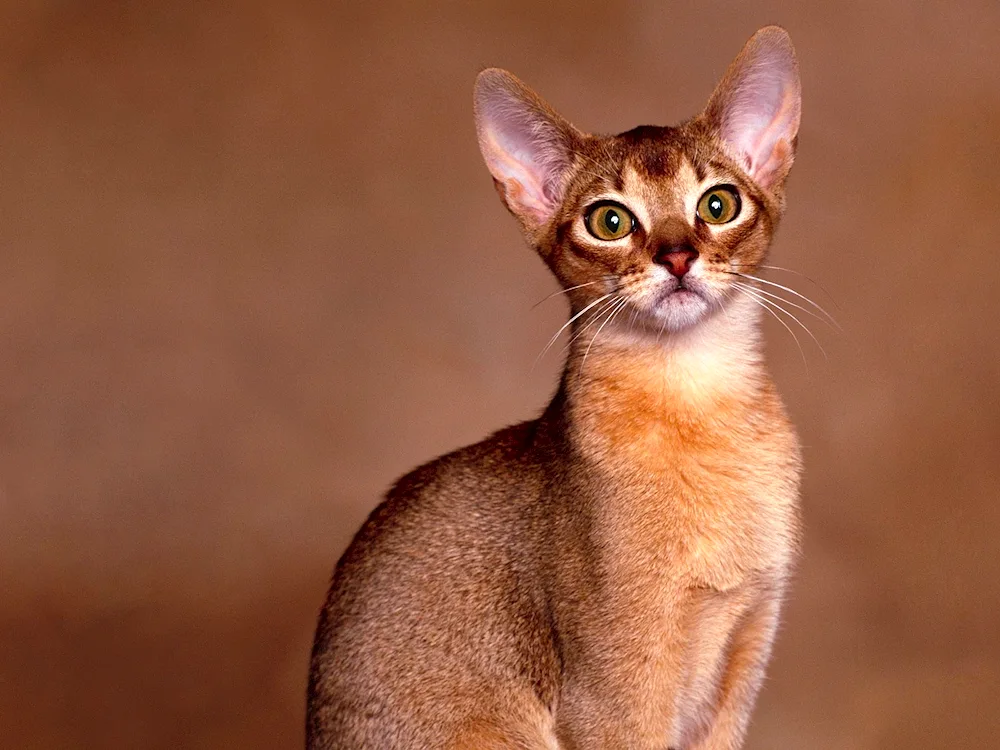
[1,1,998,748]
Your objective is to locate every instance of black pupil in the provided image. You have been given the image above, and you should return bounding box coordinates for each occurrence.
[604,209,621,233]
[708,194,724,219]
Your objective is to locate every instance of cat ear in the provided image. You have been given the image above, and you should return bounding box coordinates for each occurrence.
[474,69,578,227]
[704,26,801,190]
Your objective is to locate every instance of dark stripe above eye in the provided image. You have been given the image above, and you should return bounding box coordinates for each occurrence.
[704,162,761,198]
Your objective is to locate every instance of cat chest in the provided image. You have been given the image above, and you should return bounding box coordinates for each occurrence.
[581,393,802,589]
[671,459,796,590]
[602,443,799,592]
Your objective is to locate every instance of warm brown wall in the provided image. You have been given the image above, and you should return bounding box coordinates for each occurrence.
[1,1,998,747]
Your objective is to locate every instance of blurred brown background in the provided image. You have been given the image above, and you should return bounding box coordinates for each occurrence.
[1,0,998,747]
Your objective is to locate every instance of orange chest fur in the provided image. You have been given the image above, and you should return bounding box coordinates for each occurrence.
[583,398,801,592]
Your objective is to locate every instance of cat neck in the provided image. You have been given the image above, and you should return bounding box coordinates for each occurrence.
[557,296,770,464]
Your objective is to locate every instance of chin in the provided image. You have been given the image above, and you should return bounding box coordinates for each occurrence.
[651,290,712,332]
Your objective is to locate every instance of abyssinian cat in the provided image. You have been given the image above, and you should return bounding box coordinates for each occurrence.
[309,26,803,750]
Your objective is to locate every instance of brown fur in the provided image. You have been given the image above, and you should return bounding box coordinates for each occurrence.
[309,26,803,749]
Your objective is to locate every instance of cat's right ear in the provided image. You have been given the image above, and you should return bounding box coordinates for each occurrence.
[474,69,578,229]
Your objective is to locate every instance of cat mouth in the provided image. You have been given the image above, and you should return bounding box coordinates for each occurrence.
[658,285,703,304]
[646,284,712,331]
[668,288,699,300]
[650,282,712,329]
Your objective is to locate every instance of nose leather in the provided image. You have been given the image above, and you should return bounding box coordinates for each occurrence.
[655,246,698,278]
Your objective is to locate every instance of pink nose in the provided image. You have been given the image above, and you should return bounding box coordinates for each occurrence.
[656,247,698,278]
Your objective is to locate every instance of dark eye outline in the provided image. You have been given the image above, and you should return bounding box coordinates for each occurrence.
[696,185,742,225]
[583,201,638,241]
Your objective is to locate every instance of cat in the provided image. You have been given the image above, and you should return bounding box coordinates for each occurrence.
[308,25,803,750]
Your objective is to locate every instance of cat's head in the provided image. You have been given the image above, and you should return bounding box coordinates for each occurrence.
[474,26,800,335]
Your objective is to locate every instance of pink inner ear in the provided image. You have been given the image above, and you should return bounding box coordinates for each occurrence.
[713,34,801,188]
[480,118,558,220]
[475,72,573,224]
[722,74,799,178]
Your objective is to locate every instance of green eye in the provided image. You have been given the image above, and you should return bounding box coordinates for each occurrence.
[697,186,741,224]
[585,202,636,241]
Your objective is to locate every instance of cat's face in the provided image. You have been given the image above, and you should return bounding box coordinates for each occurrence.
[539,126,780,333]
[475,26,800,335]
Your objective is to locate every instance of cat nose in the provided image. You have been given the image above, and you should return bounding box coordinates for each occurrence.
[655,246,698,278]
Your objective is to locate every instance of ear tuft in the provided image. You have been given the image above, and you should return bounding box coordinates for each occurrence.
[704,26,801,190]
[474,69,577,227]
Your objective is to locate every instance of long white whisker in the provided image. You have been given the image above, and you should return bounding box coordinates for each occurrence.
[657,305,668,342]
[727,271,841,331]
[583,297,629,365]
[731,281,835,330]
[608,296,631,329]
[574,167,613,183]
[607,299,632,346]
[563,295,622,352]
[712,290,733,326]
[739,285,827,360]
[580,297,629,373]
[574,150,611,176]
[628,303,641,332]
[731,264,842,311]
[531,280,604,309]
[732,287,808,370]
[533,292,613,370]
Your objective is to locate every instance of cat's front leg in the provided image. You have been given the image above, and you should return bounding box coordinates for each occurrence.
[555,669,685,750]
[554,589,691,749]
[688,596,782,750]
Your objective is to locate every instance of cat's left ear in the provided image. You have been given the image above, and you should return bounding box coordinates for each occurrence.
[474,69,580,229]
[704,26,801,191]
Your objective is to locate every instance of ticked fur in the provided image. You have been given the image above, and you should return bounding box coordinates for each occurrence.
[309,26,803,750]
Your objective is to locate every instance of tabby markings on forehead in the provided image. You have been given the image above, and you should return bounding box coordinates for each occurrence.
[603,160,703,227]
[676,159,702,221]
[576,157,754,235]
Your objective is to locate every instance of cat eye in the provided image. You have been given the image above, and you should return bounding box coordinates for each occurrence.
[584,202,636,241]
[696,186,741,225]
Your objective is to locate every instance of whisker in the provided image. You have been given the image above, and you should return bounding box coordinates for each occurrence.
[628,304,641,332]
[738,284,827,360]
[730,263,842,311]
[725,271,841,331]
[608,298,632,343]
[531,280,604,309]
[580,297,628,372]
[732,287,808,370]
[571,152,616,184]
[573,167,613,184]
[577,147,615,179]
[731,281,836,330]
[533,292,613,370]
[712,290,734,326]
[609,297,631,328]
[563,295,622,352]
[657,304,668,342]
[574,150,608,173]
[581,297,629,373]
